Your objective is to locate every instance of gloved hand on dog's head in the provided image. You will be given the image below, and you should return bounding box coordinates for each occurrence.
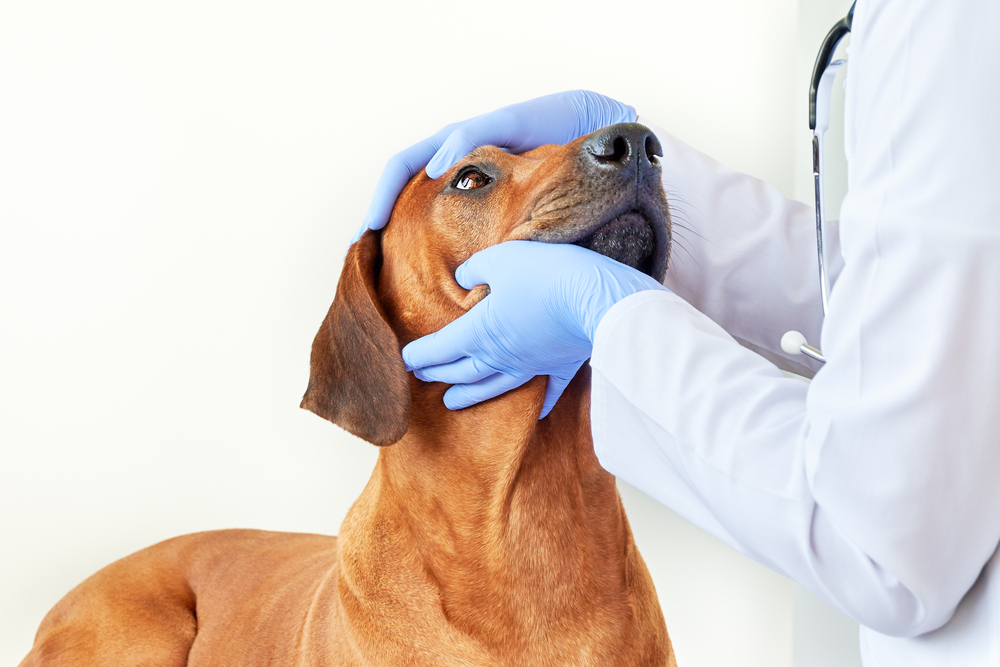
[352,90,636,244]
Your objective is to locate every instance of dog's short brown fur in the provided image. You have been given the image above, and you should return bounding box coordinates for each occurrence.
[20,124,676,666]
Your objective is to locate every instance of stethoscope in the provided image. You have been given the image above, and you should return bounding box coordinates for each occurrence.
[780,1,856,366]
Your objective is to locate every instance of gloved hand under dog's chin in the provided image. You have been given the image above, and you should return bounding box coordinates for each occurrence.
[401,241,666,419]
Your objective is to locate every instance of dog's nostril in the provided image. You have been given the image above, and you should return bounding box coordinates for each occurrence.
[584,123,661,171]
[592,136,630,164]
[644,135,661,163]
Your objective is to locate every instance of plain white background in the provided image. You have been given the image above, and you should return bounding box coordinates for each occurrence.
[0,1,856,665]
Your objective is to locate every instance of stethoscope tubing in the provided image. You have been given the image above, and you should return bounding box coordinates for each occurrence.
[783,2,855,366]
[809,4,855,134]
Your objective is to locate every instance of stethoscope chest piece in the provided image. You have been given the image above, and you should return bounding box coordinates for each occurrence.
[781,330,826,364]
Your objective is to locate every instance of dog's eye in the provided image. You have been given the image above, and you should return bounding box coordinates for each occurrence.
[455,170,492,191]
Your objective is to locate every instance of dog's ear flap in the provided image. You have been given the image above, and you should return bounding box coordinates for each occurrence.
[300,231,410,446]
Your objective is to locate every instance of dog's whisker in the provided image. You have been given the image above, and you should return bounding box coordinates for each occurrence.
[670,220,706,243]
[669,237,698,266]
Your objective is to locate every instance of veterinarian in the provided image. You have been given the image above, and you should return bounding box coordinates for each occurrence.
[355,1,1000,664]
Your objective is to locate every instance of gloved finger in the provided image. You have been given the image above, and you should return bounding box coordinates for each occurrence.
[571,90,637,133]
[360,122,462,235]
[425,128,481,180]
[401,301,485,370]
[538,363,585,419]
[453,241,532,290]
[443,372,532,411]
[426,109,519,179]
[412,355,497,385]
[349,219,369,245]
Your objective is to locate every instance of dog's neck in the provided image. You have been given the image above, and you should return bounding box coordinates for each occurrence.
[336,368,649,654]
[326,228,667,661]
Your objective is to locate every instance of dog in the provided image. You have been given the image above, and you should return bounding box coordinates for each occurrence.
[20,122,675,666]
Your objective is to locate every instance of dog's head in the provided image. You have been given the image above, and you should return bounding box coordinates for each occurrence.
[302,123,671,446]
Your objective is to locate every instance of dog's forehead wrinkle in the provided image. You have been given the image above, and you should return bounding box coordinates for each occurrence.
[464,146,509,165]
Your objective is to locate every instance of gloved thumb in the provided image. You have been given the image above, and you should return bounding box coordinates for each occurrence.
[426,110,520,179]
[427,128,480,180]
[539,363,585,419]
[455,241,531,291]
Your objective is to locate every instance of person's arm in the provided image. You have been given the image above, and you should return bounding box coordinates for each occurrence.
[357,89,834,381]
[636,116,840,377]
[592,0,1000,636]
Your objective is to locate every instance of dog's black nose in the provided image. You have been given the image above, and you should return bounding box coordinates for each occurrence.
[582,123,662,174]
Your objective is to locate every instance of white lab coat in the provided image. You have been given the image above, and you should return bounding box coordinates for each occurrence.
[594,0,1000,664]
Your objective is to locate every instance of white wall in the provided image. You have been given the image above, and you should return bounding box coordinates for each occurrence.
[1,1,844,665]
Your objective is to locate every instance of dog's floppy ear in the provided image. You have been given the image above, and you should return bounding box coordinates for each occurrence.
[300,230,410,446]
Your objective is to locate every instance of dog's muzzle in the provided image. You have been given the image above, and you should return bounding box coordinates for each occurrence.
[572,123,670,279]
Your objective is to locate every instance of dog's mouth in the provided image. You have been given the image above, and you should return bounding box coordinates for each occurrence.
[519,174,671,282]
[572,210,656,276]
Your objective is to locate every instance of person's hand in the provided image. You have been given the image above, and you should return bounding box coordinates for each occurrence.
[401,241,666,418]
[352,91,636,243]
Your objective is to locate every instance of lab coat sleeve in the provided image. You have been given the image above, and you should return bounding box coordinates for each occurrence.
[595,0,1000,638]
[632,115,837,378]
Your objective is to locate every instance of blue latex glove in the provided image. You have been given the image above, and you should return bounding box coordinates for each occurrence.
[352,90,636,243]
[401,241,667,418]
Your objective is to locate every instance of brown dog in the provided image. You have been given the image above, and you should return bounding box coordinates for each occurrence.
[20,122,675,667]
